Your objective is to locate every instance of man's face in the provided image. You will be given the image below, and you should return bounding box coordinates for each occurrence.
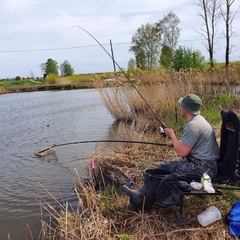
[180,106,186,117]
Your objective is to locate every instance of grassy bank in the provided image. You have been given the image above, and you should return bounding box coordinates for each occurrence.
[38,97,240,239]
[2,62,240,97]
[4,66,240,239]
[99,66,240,131]
[38,123,240,239]
[37,66,240,239]
[0,72,120,94]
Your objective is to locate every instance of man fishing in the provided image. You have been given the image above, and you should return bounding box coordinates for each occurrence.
[123,93,220,208]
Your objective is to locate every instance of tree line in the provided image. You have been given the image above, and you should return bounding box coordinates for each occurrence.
[129,0,239,70]
[41,0,239,78]
[40,59,74,78]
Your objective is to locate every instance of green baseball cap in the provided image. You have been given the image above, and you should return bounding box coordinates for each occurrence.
[178,94,202,115]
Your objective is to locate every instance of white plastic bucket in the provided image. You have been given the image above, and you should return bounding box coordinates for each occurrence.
[197,206,221,227]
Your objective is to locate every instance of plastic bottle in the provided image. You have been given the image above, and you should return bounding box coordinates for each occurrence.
[203,173,211,181]
[202,172,215,193]
[129,180,134,187]
[201,172,210,184]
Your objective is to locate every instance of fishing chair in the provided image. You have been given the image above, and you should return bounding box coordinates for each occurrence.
[144,110,240,226]
[213,110,240,185]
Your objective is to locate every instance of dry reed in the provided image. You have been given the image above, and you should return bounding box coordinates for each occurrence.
[0,86,9,94]
[98,66,240,130]
[39,123,240,240]
[38,67,240,239]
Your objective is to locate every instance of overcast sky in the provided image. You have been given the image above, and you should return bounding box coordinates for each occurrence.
[0,0,239,79]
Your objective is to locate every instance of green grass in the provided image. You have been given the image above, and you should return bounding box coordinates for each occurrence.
[99,184,118,214]
[154,94,239,134]
[0,78,46,87]
[0,71,117,90]
[115,231,130,240]
[202,94,240,125]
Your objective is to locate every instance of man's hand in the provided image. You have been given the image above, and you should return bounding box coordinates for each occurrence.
[166,141,174,148]
[164,128,175,139]
[164,128,192,158]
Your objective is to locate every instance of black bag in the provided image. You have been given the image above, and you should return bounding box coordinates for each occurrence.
[157,174,183,207]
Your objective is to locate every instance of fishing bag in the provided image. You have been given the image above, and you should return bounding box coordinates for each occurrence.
[226,200,240,237]
[143,168,191,207]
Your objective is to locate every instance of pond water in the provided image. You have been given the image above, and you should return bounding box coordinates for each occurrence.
[0,89,115,239]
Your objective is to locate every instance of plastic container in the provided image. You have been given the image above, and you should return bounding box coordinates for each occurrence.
[190,181,202,190]
[197,206,221,227]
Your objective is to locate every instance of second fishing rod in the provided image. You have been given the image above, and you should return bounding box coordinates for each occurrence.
[68,26,167,134]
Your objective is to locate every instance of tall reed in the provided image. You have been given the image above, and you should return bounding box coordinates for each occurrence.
[39,124,240,239]
[98,67,240,130]
[38,66,240,239]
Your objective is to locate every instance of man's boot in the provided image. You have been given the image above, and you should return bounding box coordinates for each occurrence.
[123,184,159,209]
[122,184,147,207]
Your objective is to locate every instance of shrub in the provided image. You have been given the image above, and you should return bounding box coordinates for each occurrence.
[171,46,206,71]
[45,73,59,84]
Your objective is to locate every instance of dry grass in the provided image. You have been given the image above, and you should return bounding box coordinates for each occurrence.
[0,86,9,94]
[38,181,114,239]
[39,124,240,240]
[38,67,240,239]
[39,144,240,240]
[98,66,240,130]
[57,77,73,84]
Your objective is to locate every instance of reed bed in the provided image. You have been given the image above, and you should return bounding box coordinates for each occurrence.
[39,140,240,239]
[39,67,240,239]
[39,123,240,240]
[98,66,240,130]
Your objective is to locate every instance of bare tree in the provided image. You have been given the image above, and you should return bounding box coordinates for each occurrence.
[195,0,222,67]
[221,0,240,67]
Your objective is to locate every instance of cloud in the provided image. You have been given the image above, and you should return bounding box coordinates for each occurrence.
[0,0,239,78]
[0,0,33,12]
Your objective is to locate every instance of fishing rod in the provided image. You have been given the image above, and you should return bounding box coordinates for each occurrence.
[68,26,166,131]
[35,139,167,157]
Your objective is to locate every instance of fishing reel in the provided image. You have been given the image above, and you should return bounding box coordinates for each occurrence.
[158,127,166,137]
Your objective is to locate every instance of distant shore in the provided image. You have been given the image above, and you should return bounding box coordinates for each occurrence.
[0,82,95,94]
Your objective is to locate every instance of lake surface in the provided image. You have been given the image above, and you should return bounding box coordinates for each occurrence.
[0,89,115,239]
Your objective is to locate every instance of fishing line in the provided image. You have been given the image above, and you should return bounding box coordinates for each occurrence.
[35,139,167,157]
[67,26,166,129]
[36,28,169,157]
